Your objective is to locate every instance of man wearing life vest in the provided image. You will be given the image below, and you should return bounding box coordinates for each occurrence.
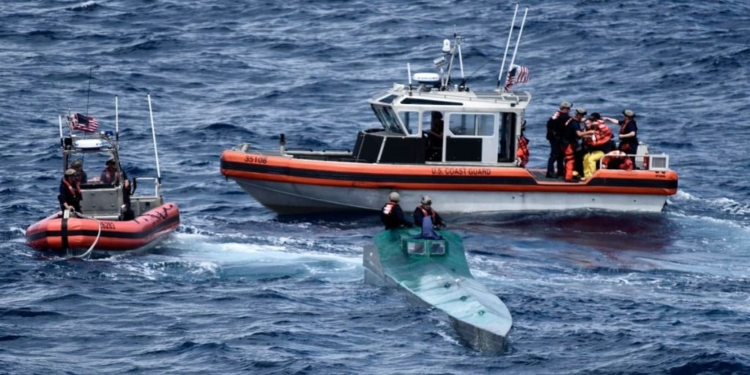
[413,196,445,228]
[413,196,445,239]
[601,150,634,170]
[101,156,120,185]
[581,113,614,181]
[605,109,639,155]
[562,108,589,182]
[546,101,572,178]
[100,156,135,220]
[58,168,82,213]
[516,120,529,168]
[381,192,413,230]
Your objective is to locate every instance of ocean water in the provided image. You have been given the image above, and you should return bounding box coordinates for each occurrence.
[2,0,750,374]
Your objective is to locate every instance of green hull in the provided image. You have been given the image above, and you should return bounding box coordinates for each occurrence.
[364,228,512,352]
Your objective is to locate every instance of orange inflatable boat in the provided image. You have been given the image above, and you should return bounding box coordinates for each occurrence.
[26,203,180,256]
[27,95,180,257]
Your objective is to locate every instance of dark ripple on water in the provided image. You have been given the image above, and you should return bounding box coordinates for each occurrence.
[1,0,750,373]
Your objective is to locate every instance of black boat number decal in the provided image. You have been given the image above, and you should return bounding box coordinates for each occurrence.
[244,155,268,164]
[431,167,492,176]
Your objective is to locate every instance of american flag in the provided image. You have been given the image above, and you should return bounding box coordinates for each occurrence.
[504,65,530,91]
[71,113,99,133]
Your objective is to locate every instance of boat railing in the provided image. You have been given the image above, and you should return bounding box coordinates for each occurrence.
[130,177,163,217]
[286,149,352,156]
[597,152,669,171]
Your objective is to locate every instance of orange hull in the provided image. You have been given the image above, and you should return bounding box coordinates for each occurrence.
[220,150,678,196]
[26,203,180,254]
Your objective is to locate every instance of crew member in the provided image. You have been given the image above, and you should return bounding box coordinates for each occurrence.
[381,192,413,230]
[101,156,135,220]
[546,101,571,178]
[101,156,120,184]
[58,168,82,213]
[605,110,638,156]
[71,159,87,184]
[562,108,589,182]
[582,113,614,181]
[413,196,445,228]
[413,196,445,240]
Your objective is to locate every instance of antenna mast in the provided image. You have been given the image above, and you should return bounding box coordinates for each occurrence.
[505,7,529,92]
[496,3,520,91]
[147,94,162,183]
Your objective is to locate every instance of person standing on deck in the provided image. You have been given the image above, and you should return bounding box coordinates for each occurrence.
[58,168,82,213]
[546,102,571,178]
[604,109,639,162]
[562,108,590,182]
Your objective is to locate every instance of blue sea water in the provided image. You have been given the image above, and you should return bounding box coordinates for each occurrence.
[1,0,750,373]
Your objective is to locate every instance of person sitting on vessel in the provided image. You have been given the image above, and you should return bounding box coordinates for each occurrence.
[546,101,572,178]
[604,109,638,162]
[71,159,87,184]
[581,113,614,181]
[58,168,82,213]
[515,120,529,168]
[413,196,444,240]
[426,112,444,161]
[562,108,590,182]
[381,192,413,230]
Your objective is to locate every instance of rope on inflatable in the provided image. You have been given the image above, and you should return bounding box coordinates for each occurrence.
[66,211,102,260]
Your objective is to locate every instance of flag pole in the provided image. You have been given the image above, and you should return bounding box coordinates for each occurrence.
[115,95,119,141]
[505,7,528,92]
[497,3,519,91]
[86,66,94,117]
[59,115,64,148]
[147,94,162,183]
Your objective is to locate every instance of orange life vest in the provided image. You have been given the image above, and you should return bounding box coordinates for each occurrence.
[419,206,437,221]
[585,120,613,148]
[62,179,81,196]
[601,151,633,170]
[102,168,118,184]
[516,134,529,167]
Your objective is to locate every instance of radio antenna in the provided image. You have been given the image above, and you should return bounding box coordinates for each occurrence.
[496,4,519,91]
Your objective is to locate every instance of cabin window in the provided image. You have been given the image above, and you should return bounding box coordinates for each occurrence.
[379,95,399,104]
[371,105,405,134]
[447,113,495,137]
[406,242,426,255]
[398,111,420,135]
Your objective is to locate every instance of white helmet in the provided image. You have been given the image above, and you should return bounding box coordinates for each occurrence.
[389,192,400,202]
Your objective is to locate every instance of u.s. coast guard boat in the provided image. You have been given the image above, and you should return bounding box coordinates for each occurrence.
[220,18,677,214]
[364,228,512,352]
[26,95,180,259]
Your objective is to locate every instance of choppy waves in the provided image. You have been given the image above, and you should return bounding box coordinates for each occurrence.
[2,0,750,373]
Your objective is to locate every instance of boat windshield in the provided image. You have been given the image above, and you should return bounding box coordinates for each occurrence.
[371,105,405,134]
